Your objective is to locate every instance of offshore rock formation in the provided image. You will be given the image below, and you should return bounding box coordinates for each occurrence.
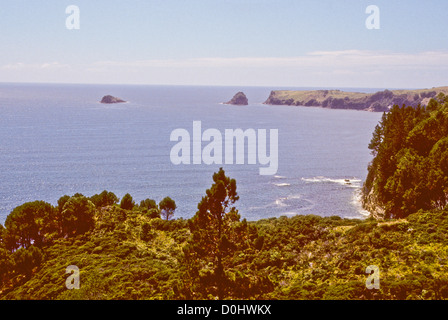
[100,95,126,104]
[225,92,248,105]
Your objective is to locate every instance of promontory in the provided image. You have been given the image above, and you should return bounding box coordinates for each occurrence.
[264,87,448,112]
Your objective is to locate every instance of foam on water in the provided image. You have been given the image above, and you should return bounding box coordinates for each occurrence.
[273,183,291,187]
[301,176,361,188]
[351,190,371,218]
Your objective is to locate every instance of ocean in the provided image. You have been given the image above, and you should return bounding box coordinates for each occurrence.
[0,83,383,224]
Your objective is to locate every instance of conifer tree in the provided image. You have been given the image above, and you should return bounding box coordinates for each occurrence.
[185,168,240,299]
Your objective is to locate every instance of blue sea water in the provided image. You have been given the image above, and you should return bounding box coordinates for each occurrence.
[0,83,383,224]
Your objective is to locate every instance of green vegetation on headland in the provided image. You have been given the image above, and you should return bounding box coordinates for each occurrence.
[264,86,448,112]
[363,93,448,219]
[1,95,448,300]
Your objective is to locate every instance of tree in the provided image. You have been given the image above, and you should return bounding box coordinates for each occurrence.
[57,195,71,214]
[120,193,135,210]
[61,196,96,237]
[185,168,241,299]
[363,99,448,218]
[140,198,157,211]
[427,137,448,209]
[90,190,119,208]
[0,224,5,246]
[0,246,12,286]
[12,246,43,279]
[159,197,176,221]
[3,201,56,250]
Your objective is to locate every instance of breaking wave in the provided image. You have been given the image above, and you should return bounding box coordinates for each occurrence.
[301,176,370,218]
[301,176,361,188]
[273,183,291,187]
[351,190,371,218]
[274,194,315,212]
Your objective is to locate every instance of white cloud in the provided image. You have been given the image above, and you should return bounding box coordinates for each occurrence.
[1,50,448,87]
[2,62,71,70]
[88,50,448,69]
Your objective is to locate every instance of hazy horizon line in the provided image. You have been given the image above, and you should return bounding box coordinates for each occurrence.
[0,81,439,92]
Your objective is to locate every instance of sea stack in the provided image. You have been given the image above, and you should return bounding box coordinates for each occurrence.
[225,92,248,105]
[100,95,126,104]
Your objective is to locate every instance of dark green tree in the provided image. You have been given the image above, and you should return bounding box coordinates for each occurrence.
[363,98,448,218]
[90,190,119,208]
[120,193,135,210]
[140,198,157,211]
[12,246,43,279]
[427,137,448,209]
[57,195,71,214]
[0,224,5,246]
[159,197,177,221]
[61,196,96,237]
[185,168,241,299]
[0,247,12,286]
[3,201,56,250]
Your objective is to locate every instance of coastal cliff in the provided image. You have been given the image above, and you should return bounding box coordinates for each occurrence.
[264,87,448,112]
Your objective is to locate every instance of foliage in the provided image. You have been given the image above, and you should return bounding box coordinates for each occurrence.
[3,201,56,250]
[159,197,177,221]
[184,168,243,299]
[363,95,448,218]
[120,193,135,211]
[89,191,119,208]
[1,168,448,300]
[61,196,96,237]
[139,198,157,211]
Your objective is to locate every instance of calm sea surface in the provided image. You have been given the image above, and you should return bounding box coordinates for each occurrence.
[0,83,383,224]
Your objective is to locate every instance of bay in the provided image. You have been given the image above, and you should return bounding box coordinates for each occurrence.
[0,83,383,224]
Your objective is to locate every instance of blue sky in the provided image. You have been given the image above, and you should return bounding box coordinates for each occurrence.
[1,0,448,88]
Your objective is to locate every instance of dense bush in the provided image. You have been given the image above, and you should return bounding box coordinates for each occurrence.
[363,94,448,218]
[1,168,448,300]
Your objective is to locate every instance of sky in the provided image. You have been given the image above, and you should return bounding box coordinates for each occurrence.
[1,0,448,88]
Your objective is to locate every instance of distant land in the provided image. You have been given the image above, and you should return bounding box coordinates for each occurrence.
[264,86,448,112]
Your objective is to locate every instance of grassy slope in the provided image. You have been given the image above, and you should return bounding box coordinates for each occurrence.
[2,206,448,300]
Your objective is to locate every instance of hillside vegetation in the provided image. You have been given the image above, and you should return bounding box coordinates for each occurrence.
[362,93,448,218]
[2,95,448,300]
[1,173,448,299]
[1,201,448,300]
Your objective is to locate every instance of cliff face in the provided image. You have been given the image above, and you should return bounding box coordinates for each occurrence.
[225,92,248,105]
[264,87,448,112]
[362,183,386,220]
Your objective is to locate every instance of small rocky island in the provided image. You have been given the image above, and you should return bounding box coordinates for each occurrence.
[100,95,126,104]
[225,92,248,105]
